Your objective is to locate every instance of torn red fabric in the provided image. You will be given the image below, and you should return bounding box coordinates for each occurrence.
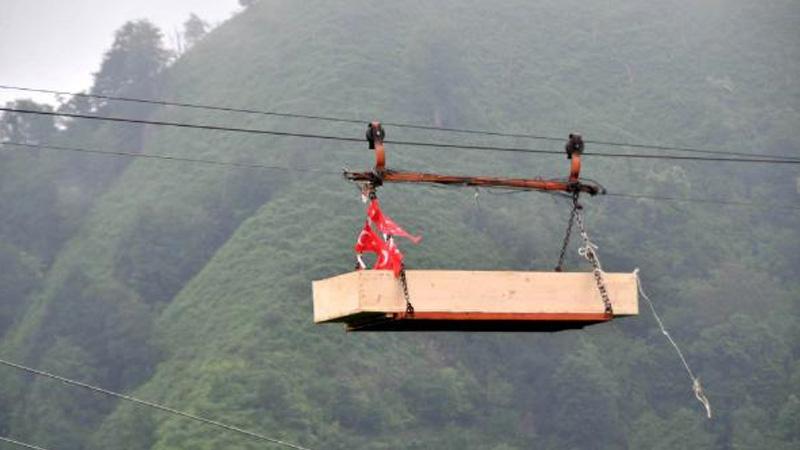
[367,199,422,244]
[354,220,385,255]
[375,237,404,276]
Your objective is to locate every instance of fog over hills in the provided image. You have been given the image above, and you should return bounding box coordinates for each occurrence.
[0,1,798,449]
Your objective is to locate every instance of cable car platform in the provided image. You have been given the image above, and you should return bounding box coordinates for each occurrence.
[313,270,638,332]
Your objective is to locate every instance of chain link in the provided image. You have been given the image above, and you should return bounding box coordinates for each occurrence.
[555,192,580,272]
[399,265,414,315]
[575,209,614,315]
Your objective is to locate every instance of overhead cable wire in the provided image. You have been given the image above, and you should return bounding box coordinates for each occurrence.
[0,141,335,175]
[0,106,364,143]
[586,138,800,161]
[0,436,52,450]
[0,84,366,125]
[0,357,311,450]
[2,107,800,166]
[604,192,800,211]
[4,140,798,213]
[2,84,796,161]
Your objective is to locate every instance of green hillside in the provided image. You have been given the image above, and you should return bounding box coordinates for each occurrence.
[1,0,798,449]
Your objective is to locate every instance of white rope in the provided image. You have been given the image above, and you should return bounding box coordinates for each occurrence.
[576,210,603,270]
[577,237,601,268]
[634,269,712,419]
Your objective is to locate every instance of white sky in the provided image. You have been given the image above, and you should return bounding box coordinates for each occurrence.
[0,0,240,105]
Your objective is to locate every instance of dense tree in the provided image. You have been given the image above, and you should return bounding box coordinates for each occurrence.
[630,409,716,449]
[12,340,108,450]
[183,14,209,48]
[0,242,40,337]
[84,20,171,150]
[0,99,56,144]
[91,19,170,101]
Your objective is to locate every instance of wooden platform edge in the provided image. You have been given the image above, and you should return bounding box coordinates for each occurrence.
[346,312,614,332]
[313,270,639,325]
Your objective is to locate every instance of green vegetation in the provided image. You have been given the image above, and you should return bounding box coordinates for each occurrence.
[1,0,798,448]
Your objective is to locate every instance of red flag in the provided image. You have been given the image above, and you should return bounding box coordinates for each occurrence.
[375,237,404,277]
[354,220,384,255]
[367,199,422,244]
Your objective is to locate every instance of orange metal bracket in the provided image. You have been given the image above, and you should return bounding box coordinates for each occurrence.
[569,153,582,183]
[367,121,386,173]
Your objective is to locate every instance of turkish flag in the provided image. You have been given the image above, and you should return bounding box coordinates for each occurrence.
[354,220,385,255]
[367,199,422,244]
[375,237,404,277]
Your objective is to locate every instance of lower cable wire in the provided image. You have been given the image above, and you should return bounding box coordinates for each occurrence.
[0,435,52,450]
[0,357,311,449]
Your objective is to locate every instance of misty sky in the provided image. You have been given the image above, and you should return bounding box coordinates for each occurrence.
[0,0,240,105]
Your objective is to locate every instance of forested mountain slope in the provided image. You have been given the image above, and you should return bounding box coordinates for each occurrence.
[1,1,798,449]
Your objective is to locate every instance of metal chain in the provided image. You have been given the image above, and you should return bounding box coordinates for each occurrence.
[399,265,414,315]
[575,209,614,315]
[555,192,580,271]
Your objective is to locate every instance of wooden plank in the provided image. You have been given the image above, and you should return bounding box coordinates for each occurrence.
[312,270,638,324]
[400,312,613,321]
[311,270,364,322]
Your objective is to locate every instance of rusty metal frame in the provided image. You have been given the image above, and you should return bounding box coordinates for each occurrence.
[346,121,603,196]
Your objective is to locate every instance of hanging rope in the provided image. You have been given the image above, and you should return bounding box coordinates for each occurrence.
[634,269,712,419]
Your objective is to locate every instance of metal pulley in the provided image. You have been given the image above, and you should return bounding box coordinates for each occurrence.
[365,121,385,149]
[565,133,584,159]
[365,121,386,175]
